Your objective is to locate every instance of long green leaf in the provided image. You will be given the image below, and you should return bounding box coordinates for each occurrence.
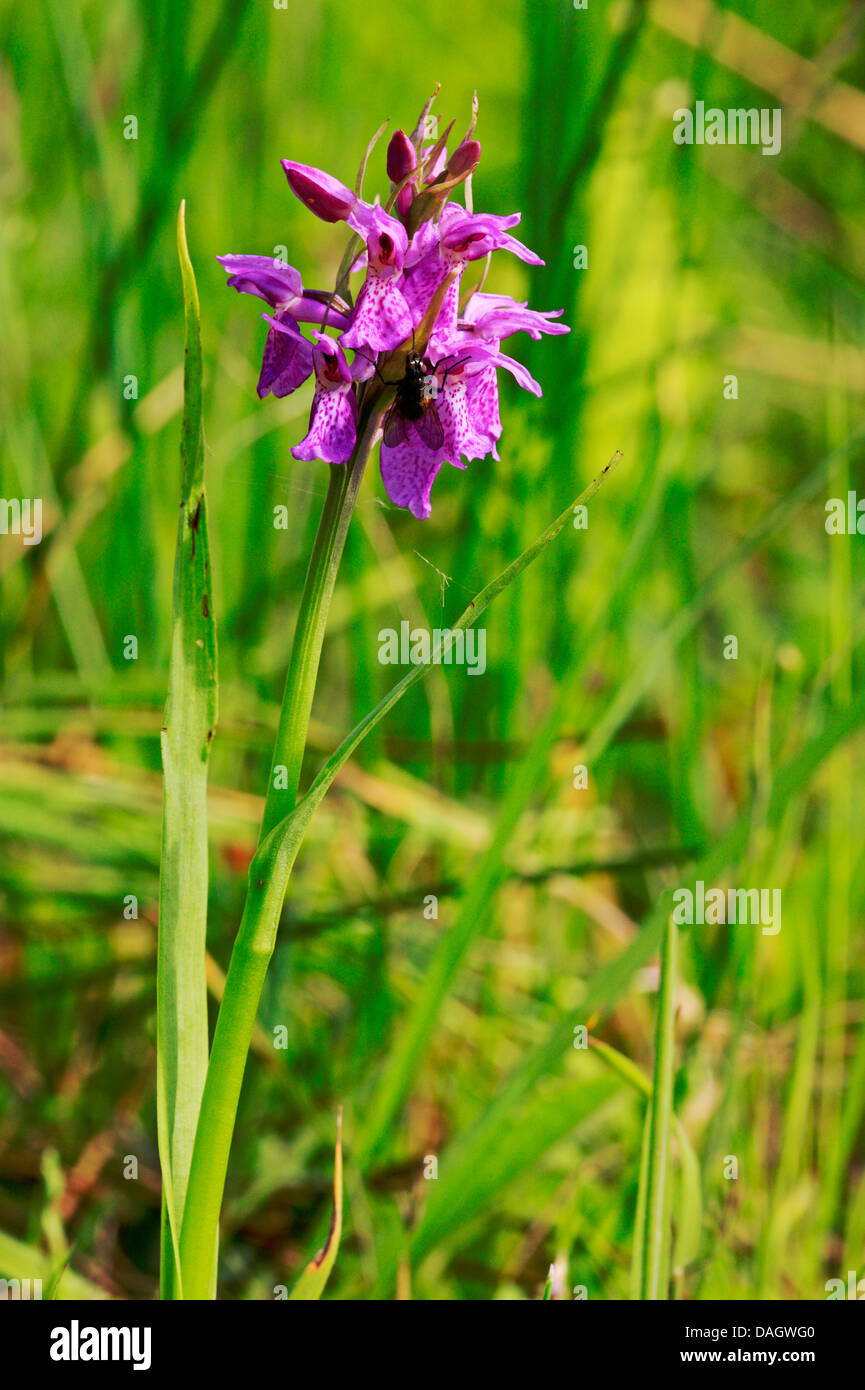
[630,1104,652,1300]
[156,201,218,1299]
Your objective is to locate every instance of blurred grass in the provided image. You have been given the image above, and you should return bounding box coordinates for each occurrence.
[1,0,865,1300]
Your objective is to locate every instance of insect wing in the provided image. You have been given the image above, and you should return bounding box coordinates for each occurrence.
[412,402,445,451]
[383,401,410,449]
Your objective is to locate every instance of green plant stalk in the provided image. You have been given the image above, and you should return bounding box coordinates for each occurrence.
[260,456,360,839]
[630,1103,652,1300]
[591,1036,701,1287]
[820,347,851,1210]
[157,203,218,1299]
[641,914,678,1300]
[178,451,623,1298]
[177,835,304,1297]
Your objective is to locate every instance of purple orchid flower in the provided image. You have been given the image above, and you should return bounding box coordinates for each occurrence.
[461,291,569,341]
[341,204,413,353]
[377,341,541,519]
[291,334,357,464]
[401,292,566,478]
[218,253,352,400]
[220,106,569,518]
[217,255,351,326]
[403,204,545,350]
[441,208,543,264]
[257,312,315,400]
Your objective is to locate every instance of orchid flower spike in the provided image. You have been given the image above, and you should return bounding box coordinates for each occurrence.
[219,93,569,519]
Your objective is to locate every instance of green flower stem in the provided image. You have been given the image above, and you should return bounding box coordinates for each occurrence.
[261,447,366,839]
[178,407,383,1299]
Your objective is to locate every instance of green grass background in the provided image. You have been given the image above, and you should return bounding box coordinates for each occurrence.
[1,0,864,1299]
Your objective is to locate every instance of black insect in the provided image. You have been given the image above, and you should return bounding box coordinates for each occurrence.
[383,350,448,451]
[354,345,471,452]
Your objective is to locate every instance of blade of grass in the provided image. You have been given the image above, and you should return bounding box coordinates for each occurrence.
[288,1111,343,1300]
[591,1036,701,1287]
[156,202,218,1299]
[630,1105,652,1300]
[0,1229,109,1301]
[641,915,677,1300]
[819,336,853,1215]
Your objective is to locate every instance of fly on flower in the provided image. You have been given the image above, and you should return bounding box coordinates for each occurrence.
[218,92,570,519]
[381,350,470,452]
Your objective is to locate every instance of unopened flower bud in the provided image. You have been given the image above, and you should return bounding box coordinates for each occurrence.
[445,140,481,180]
[281,160,356,222]
[387,129,418,218]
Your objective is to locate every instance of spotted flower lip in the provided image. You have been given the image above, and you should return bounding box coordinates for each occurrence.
[221,96,570,518]
[291,333,357,464]
[339,273,413,354]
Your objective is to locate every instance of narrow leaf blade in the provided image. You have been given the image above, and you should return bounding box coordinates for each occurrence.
[289,1111,343,1300]
[157,200,218,1298]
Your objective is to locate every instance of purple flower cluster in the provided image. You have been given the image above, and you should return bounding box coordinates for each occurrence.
[219,106,569,520]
